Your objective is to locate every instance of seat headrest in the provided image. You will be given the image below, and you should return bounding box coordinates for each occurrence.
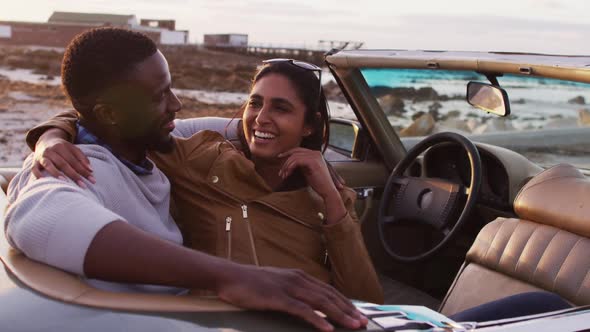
[514,164,590,238]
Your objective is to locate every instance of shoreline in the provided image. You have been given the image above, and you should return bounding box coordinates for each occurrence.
[2,64,590,167]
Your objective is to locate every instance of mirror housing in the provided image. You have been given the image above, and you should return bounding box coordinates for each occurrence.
[466,82,510,117]
[326,119,368,161]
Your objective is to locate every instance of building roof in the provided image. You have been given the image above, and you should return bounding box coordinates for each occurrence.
[48,11,136,26]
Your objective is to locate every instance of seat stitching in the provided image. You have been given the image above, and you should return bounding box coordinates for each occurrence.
[514,223,536,279]
[575,268,590,301]
[554,237,581,297]
[532,227,559,285]
[483,220,504,268]
[496,220,517,268]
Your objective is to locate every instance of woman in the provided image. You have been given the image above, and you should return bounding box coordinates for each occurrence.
[25,59,384,304]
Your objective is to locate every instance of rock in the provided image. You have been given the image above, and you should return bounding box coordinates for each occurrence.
[578,109,590,126]
[400,113,435,137]
[323,81,346,103]
[7,91,39,102]
[390,87,417,99]
[413,87,439,102]
[428,101,442,113]
[412,111,425,121]
[447,110,461,118]
[370,86,396,98]
[568,96,586,105]
[436,118,472,134]
[378,94,405,116]
[472,118,515,134]
[428,109,441,121]
[513,98,526,104]
[545,117,578,129]
[466,118,481,132]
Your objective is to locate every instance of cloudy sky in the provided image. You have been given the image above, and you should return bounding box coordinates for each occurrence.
[3,0,590,54]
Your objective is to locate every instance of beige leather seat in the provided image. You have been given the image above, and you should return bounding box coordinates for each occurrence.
[0,169,18,194]
[439,164,590,316]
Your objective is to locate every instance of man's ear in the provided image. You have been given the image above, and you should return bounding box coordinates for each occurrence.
[92,103,117,126]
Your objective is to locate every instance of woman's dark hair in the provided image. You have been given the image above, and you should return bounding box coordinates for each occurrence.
[248,61,330,151]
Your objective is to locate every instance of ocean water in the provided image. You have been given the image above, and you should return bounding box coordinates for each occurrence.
[360,68,590,129]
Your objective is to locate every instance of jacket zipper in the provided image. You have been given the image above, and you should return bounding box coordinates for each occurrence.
[252,200,316,230]
[208,182,315,230]
[241,204,260,266]
[225,216,232,260]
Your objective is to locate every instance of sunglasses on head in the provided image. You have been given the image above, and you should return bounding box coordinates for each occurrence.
[262,58,323,109]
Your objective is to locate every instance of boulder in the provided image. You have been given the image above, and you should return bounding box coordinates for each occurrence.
[378,94,405,116]
[472,118,515,134]
[370,86,396,98]
[435,118,472,134]
[578,109,590,126]
[545,117,578,129]
[446,110,461,118]
[390,87,417,99]
[400,113,435,137]
[568,96,586,105]
[411,111,426,121]
[413,87,439,102]
[323,81,346,102]
[428,101,443,113]
[513,98,526,104]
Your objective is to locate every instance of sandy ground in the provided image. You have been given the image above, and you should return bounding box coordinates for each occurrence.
[0,45,354,167]
[0,70,243,166]
[0,45,276,166]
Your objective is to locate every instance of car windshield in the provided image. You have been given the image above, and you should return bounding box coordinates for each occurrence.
[361,68,590,170]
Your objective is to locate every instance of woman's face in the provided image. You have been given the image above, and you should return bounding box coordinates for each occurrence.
[243,73,312,161]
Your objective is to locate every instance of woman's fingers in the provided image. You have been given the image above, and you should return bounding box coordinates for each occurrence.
[31,161,45,179]
[71,145,93,173]
[47,154,87,188]
[34,140,94,186]
[38,158,65,180]
[60,148,95,183]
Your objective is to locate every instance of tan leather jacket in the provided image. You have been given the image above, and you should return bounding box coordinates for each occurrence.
[27,112,384,304]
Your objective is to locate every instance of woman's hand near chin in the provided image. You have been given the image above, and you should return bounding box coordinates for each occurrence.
[32,128,95,188]
[278,148,347,225]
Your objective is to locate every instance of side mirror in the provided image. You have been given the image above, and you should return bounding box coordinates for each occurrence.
[326,119,366,161]
[466,82,510,117]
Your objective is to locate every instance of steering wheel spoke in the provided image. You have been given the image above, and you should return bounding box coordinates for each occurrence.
[381,215,396,224]
[463,186,471,195]
[377,132,482,263]
[441,226,452,237]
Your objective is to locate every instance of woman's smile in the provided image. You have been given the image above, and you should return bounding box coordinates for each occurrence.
[243,73,310,160]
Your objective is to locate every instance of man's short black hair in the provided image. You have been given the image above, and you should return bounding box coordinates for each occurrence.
[61,27,158,111]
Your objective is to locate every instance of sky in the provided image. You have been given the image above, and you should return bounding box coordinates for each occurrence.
[2,0,590,54]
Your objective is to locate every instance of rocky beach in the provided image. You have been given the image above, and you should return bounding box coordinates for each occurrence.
[0,46,267,166]
[1,46,590,168]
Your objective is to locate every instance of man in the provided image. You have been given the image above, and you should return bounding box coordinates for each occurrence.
[4,27,365,332]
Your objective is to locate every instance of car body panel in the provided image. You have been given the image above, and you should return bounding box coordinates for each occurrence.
[2,48,590,331]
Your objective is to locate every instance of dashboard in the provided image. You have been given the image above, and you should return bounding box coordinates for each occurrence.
[422,144,511,211]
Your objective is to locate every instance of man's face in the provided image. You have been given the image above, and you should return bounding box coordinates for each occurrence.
[109,50,181,152]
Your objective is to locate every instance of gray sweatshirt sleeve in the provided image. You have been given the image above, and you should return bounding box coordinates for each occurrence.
[5,173,123,276]
[172,117,239,140]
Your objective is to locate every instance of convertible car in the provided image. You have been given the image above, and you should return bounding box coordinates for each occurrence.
[1,49,590,331]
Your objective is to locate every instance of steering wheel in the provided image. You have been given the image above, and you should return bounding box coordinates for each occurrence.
[377,132,482,263]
